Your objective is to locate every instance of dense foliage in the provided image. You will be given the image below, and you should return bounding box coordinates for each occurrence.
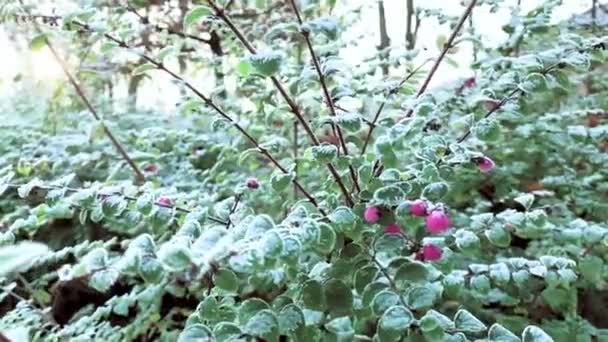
[1,0,607,341]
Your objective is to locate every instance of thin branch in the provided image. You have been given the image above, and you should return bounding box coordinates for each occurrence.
[40,32,145,183]
[404,0,478,118]
[225,194,241,228]
[124,1,213,45]
[287,0,360,193]
[293,121,299,201]
[69,21,328,215]
[205,0,355,207]
[456,87,520,143]
[456,63,560,144]
[370,253,408,308]
[360,58,432,155]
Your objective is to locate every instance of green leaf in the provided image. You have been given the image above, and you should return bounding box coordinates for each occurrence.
[334,112,362,131]
[132,63,157,76]
[178,324,214,342]
[470,274,491,294]
[395,261,429,285]
[184,6,212,28]
[327,0,337,10]
[249,51,283,76]
[454,309,487,333]
[455,230,481,252]
[301,280,325,311]
[488,323,521,342]
[239,298,271,324]
[514,194,534,210]
[243,309,279,340]
[354,266,378,294]
[379,305,414,335]
[579,255,603,283]
[422,182,449,202]
[474,118,501,141]
[317,223,337,254]
[139,257,164,284]
[324,279,353,315]
[270,171,292,192]
[311,144,338,163]
[30,34,47,51]
[329,206,357,225]
[485,225,512,248]
[236,59,252,77]
[406,285,436,309]
[213,322,242,341]
[325,316,355,339]
[157,243,192,270]
[489,263,511,285]
[302,17,339,40]
[522,326,553,342]
[278,304,305,334]
[89,269,119,292]
[372,289,401,316]
[0,242,50,276]
[213,268,239,292]
[374,185,406,206]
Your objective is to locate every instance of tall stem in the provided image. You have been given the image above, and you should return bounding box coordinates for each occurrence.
[205,0,355,206]
[287,0,360,193]
[45,39,145,183]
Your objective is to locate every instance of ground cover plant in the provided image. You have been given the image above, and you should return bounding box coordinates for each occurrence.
[0,0,608,341]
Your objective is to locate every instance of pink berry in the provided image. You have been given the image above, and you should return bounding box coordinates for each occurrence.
[477,156,495,173]
[425,210,451,234]
[157,196,173,207]
[144,164,158,173]
[410,200,427,217]
[421,244,443,261]
[246,177,259,189]
[364,206,382,224]
[484,100,499,111]
[384,223,401,235]
[463,77,476,89]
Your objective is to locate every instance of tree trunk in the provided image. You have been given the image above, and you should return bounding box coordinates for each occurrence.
[377,1,391,76]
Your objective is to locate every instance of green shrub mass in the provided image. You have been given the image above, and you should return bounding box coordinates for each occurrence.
[1,0,608,341]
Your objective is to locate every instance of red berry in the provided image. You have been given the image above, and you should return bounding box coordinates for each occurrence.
[144,164,158,173]
[464,77,476,89]
[410,200,427,217]
[157,196,173,207]
[246,177,259,189]
[421,244,443,261]
[477,156,495,173]
[425,210,451,234]
[484,100,499,111]
[384,223,401,235]
[364,206,382,224]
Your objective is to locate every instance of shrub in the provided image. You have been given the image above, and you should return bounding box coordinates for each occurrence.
[0,0,607,341]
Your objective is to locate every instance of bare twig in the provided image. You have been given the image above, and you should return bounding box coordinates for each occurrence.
[205,0,355,207]
[37,29,146,183]
[69,21,328,214]
[225,194,241,228]
[404,0,478,119]
[368,0,477,178]
[360,58,432,155]
[287,0,360,193]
